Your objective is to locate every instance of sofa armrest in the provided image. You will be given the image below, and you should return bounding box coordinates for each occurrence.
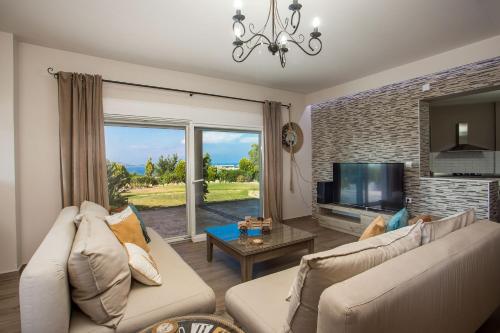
[20,206,78,333]
[317,221,500,333]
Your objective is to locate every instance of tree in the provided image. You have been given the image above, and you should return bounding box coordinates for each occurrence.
[202,153,211,200]
[107,161,130,208]
[248,143,259,166]
[174,160,186,183]
[248,143,260,180]
[207,166,218,182]
[145,157,155,177]
[238,157,255,181]
[155,154,178,177]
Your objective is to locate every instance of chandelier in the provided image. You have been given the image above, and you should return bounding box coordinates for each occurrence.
[231,0,323,68]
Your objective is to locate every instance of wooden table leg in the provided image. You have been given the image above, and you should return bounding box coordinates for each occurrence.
[240,256,254,282]
[206,236,213,262]
[308,239,315,254]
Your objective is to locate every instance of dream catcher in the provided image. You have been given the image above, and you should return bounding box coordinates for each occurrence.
[282,106,304,192]
[282,122,303,154]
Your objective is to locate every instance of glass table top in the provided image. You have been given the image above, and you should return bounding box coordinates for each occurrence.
[205,222,316,256]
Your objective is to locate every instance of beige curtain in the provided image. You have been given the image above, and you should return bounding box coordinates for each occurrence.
[263,101,283,223]
[58,72,109,209]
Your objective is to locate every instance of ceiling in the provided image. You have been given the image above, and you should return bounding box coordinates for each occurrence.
[1,0,500,93]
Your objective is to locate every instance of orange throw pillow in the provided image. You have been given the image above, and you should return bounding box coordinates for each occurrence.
[106,208,150,253]
[359,216,386,241]
[408,214,433,225]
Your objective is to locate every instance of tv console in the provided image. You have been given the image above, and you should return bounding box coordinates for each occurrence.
[316,203,395,237]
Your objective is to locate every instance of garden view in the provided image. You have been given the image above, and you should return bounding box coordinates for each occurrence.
[105,125,261,237]
[107,144,260,210]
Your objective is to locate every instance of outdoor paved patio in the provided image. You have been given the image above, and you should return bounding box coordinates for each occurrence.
[139,199,260,238]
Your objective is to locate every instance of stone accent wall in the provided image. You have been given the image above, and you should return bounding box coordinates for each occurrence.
[311,56,500,219]
[418,178,492,220]
[489,181,499,222]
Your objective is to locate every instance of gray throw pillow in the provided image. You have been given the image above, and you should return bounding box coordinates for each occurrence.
[68,215,131,328]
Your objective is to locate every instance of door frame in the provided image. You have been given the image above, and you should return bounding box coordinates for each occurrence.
[104,114,264,243]
[104,114,193,242]
[188,123,264,241]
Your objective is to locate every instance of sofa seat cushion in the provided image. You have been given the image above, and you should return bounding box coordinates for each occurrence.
[226,266,299,333]
[69,228,216,333]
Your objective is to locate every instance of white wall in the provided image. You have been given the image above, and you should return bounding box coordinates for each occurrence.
[0,32,19,273]
[16,42,312,264]
[306,34,500,104]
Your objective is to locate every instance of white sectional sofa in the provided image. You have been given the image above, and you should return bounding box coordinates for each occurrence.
[19,206,216,333]
[226,220,500,333]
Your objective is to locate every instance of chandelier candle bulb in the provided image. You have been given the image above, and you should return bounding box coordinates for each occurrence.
[313,17,320,28]
[234,0,242,10]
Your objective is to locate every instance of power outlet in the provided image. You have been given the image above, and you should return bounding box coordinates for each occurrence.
[405,197,413,204]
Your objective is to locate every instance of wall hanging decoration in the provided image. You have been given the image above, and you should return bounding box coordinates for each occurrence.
[231,0,323,68]
[282,122,303,153]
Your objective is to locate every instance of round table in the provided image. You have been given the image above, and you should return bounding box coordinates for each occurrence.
[139,315,245,333]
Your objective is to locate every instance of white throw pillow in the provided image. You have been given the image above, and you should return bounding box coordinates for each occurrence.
[74,201,109,227]
[105,206,134,225]
[124,243,162,286]
[421,208,476,244]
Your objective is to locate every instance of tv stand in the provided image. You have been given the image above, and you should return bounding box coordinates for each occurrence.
[316,204,395,237]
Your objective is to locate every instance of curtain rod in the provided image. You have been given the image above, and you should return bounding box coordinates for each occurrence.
[47,68,291,109]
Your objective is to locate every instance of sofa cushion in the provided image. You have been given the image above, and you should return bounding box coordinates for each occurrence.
[226,267,299,333]
[125,242,162,286]
[359,216,386,240]
[68,215,131,328]
[386,208,409,231]
[106,206,150,252]
[69,228,216,333]
[129,204,151,243]
[408,214,433,225]
[74,201,109,227]
[285,222,423,333]
[316,220,500,333]
[421,208,475,244]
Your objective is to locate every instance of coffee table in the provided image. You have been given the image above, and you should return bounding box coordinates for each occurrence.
[205,223,316,281]
[138,315,244,333]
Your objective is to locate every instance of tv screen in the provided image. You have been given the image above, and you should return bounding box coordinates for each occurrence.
[332,163,404,211]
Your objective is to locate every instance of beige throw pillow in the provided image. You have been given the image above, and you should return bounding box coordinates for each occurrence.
[421,208,476,244]
[285,222,423,333]
[125,243,162,286]
[68,215,131,328]
[74,200,109,227]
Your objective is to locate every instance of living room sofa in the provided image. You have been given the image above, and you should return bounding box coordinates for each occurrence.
[20,206,216,333]
[226,220,500,333]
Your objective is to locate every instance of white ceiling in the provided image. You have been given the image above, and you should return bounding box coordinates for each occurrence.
[1,0,500,93]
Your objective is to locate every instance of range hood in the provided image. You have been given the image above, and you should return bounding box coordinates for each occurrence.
[442,122,491,152]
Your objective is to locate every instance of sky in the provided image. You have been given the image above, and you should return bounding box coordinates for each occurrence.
[105,125,259,166]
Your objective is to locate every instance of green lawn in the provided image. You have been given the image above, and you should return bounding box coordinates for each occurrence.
[123,182,259,210]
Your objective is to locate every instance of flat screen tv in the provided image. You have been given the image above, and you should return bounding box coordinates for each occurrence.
[332,163,404,212]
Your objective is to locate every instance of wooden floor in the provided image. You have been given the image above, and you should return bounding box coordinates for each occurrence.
[0,271,20,333]
[171,216,357,314]
[2,216,499,332]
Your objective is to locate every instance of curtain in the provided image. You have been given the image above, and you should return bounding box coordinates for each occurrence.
[263,101,283,223]
[58,72,109,209]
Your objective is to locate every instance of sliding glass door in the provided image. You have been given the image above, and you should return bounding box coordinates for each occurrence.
[104,123,189,240]
[104,118,263,240]
[192,127,262,234]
